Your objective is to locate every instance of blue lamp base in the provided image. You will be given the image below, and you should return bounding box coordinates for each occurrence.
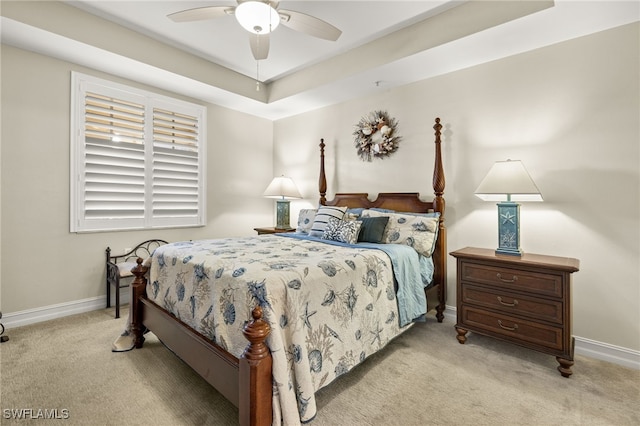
[275,200,292,230]
[496,201,522,256]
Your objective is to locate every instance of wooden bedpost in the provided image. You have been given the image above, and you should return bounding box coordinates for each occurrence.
[319,138,327,205]
[432,118,447,323]
[239,306,273,426]
[130,258,148,348]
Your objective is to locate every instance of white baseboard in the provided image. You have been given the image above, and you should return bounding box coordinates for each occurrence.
[574,336,640,370]
[2,301,638,370]
[2,290,130,328]
[443,305,639,370]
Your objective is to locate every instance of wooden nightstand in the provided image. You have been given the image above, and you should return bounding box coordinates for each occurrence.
[254,227,296,235]
[450,247,579,377]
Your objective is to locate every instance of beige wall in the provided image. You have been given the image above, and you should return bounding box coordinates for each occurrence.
[0,45,274,313]
[274,23,640,351]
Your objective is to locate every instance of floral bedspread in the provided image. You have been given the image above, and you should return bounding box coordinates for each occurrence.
[147,235,427,425]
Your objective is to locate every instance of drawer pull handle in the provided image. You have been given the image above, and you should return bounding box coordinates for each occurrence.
[498,320,518,331]
[496,273,518,283]
[497,296,518,307]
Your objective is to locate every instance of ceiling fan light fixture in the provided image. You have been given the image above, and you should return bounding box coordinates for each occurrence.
[235,1,280,34]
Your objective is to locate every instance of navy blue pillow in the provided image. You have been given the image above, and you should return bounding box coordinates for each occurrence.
[357,216,390,243]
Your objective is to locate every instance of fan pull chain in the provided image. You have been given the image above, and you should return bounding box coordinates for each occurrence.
[255,28,261,91]
[256,60,260,91]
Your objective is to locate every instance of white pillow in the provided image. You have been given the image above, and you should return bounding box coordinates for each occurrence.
[308,206,347,238]
[361,209,439,257]
[296,209,317,234]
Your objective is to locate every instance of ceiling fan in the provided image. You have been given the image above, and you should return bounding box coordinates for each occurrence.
[168,0,342,60]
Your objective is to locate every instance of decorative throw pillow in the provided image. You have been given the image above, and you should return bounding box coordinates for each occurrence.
[322,218,362,244]
[361,209,440,257]
[308,206,348,238]
[296,209,317,234]
[357,216,390,243]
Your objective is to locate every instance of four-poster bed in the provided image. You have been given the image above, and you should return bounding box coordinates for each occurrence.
[129,117,447,426]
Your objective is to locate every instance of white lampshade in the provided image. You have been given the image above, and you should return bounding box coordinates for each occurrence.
[235,1,280,34]
[474,160,543,202]
[263,175,302,200]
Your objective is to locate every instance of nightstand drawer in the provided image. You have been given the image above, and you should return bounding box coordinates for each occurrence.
[461,284,563,324]
[460,262,563,298]
[461,306,564,351]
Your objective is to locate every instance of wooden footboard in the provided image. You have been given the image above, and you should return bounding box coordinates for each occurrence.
[130,259,273,426]
[130,117,447,426]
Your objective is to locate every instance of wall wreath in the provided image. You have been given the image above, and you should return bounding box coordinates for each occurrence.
[353,110,401,162]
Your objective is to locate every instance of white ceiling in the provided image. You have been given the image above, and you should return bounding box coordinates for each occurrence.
[2,1,639,120]
[65,0,458,82]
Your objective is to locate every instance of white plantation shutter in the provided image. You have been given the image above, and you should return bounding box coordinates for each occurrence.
[152,107,201,225]
[71,73,206,232]
[84,93,146,222]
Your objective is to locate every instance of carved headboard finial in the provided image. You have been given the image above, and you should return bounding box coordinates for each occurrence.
[319,138,327,205]
[433,117,445,202]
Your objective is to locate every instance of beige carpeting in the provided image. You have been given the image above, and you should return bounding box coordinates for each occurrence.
[1,307,638,425]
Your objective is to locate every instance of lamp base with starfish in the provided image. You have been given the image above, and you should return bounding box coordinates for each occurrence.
[496,201,522,256]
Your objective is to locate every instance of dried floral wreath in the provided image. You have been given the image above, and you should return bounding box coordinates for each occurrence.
[353,110,401,162]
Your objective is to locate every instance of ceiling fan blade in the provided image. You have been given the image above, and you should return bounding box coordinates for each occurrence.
[238,0,279,7]
[249,33,270,60]
[278,9,342,41]
[168,6,232,23]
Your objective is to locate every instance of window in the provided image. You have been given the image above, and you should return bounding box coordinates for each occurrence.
[70,72,206,232]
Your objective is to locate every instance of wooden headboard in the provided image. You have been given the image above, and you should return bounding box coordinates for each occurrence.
[317,118,447,321]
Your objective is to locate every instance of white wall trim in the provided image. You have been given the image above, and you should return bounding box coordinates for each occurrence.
[443,305,639,370]
[574,336,640,371]
[2,301,638,370]
[2,291,130,329]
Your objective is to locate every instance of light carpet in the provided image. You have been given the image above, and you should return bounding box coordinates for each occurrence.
[0,307,638,425]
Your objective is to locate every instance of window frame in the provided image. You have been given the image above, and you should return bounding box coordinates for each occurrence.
[70,72,207,233]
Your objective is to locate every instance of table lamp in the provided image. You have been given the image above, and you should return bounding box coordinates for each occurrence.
[474,160,543,256]
[263,175,302,229]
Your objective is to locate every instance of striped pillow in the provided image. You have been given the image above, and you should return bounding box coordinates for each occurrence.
[308,206,347,238]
